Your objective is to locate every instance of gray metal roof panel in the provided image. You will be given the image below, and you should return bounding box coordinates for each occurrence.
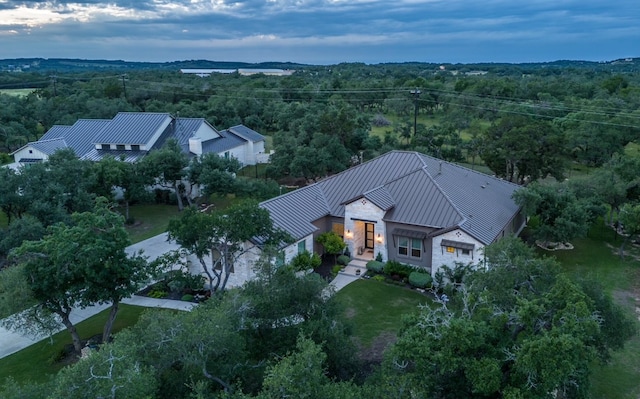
[81,149,146,163]
[62,119,112,157]
[31,138,68,155]
[383,169,463,229]
[418,154,521,244]
[363,186,396,211]
[93,112,172,145]
[260,184,330,240]
[172,118,208,149]
[39,125,72,140]
[318,151,428,217]
[226,125,265,142]
[202,129,246,154]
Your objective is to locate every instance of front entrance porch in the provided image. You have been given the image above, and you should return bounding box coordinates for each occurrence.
[346,220,385,263]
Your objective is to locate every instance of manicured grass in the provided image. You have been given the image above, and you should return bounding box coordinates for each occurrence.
[334,279,429,347]
[0,89,34,97]
[122,204,181,243]
[370,114,441,140]
[541,221,640,399]
[0,304,147,384]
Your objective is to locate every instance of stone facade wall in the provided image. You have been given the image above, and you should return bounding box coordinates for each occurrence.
[344,199,388,261]
[431,229,484,277]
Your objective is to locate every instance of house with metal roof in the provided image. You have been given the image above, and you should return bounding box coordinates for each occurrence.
[253,150,525,279]
[11,112,267,166]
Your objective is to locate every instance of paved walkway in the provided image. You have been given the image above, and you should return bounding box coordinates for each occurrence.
[0,234,365,360]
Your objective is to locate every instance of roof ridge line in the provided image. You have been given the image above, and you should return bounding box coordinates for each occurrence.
[419,166,467,225]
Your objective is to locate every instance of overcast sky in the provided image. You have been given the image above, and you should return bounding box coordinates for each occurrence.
[0,0,638,64]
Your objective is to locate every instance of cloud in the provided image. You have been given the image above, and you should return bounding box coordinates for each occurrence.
[0,0,638,63]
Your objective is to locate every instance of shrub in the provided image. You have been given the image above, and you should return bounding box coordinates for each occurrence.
[181,294,194,302]
[366,260,384,273]
[337,254,351,266]
[332,265,343,275]
[409,271,433,289]
[148,288,168,298]
[166,270,205,293]
[290,251,322,271]
[372,275,385,282]
[384,260,416,278]
[375,252,383,262]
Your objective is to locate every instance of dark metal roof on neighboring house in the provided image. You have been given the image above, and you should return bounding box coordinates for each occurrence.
[82,149,147,163]
[30,138,68,155]
[226,125,265,143]
[39,125,72,140]
[93,112,172,145]
[260,151,521,244]
[202,129,246,154]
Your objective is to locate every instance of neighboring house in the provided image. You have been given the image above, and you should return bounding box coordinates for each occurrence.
[11,112,266,166]
[226,151,525,284]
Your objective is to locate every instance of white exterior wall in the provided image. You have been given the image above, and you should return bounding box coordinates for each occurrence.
[184,241,263,290]
[220,146,246,165]
[431,229,484,277]
[184,234,314,290]
[194,123,221,141]
[344,199,388,261]
[12,146,48,163]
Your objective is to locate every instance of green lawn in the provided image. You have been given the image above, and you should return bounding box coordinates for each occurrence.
[122,204,181,243]
[0,304,147,384]
[0,89,34,97]
[541,221,640,399]
[335,279,429,347]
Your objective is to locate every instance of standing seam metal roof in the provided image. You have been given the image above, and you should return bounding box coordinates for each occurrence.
[260,151,521,244]
[30,138,68,155]
[93,112,173,145]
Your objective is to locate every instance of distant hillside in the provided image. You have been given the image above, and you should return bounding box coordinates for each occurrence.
[0,57,637,74]
[0,58,310,73]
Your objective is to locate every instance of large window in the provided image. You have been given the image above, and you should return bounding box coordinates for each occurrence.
[297,240,306,253]
[399,237,422,258]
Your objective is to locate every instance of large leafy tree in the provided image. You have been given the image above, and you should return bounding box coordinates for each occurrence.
[187,152,241,198]
[514,182,592,245]
[139,139,189,210]
[480,115,568,184]
[2,198,152,352]
[91,156,150,220]
[0,166,28,224]
[167,201,290,293]
[381,238,635,399]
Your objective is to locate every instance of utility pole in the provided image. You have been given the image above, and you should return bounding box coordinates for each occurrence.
[410,88,421,137]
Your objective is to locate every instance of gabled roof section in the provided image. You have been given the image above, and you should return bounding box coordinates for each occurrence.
[59,119,111,158]
[202,129,246,154]
[30,138,68,155]
[361,187,396,211]
[226,125,265,142]
[383,168,464,229]
[93,112,172,145]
